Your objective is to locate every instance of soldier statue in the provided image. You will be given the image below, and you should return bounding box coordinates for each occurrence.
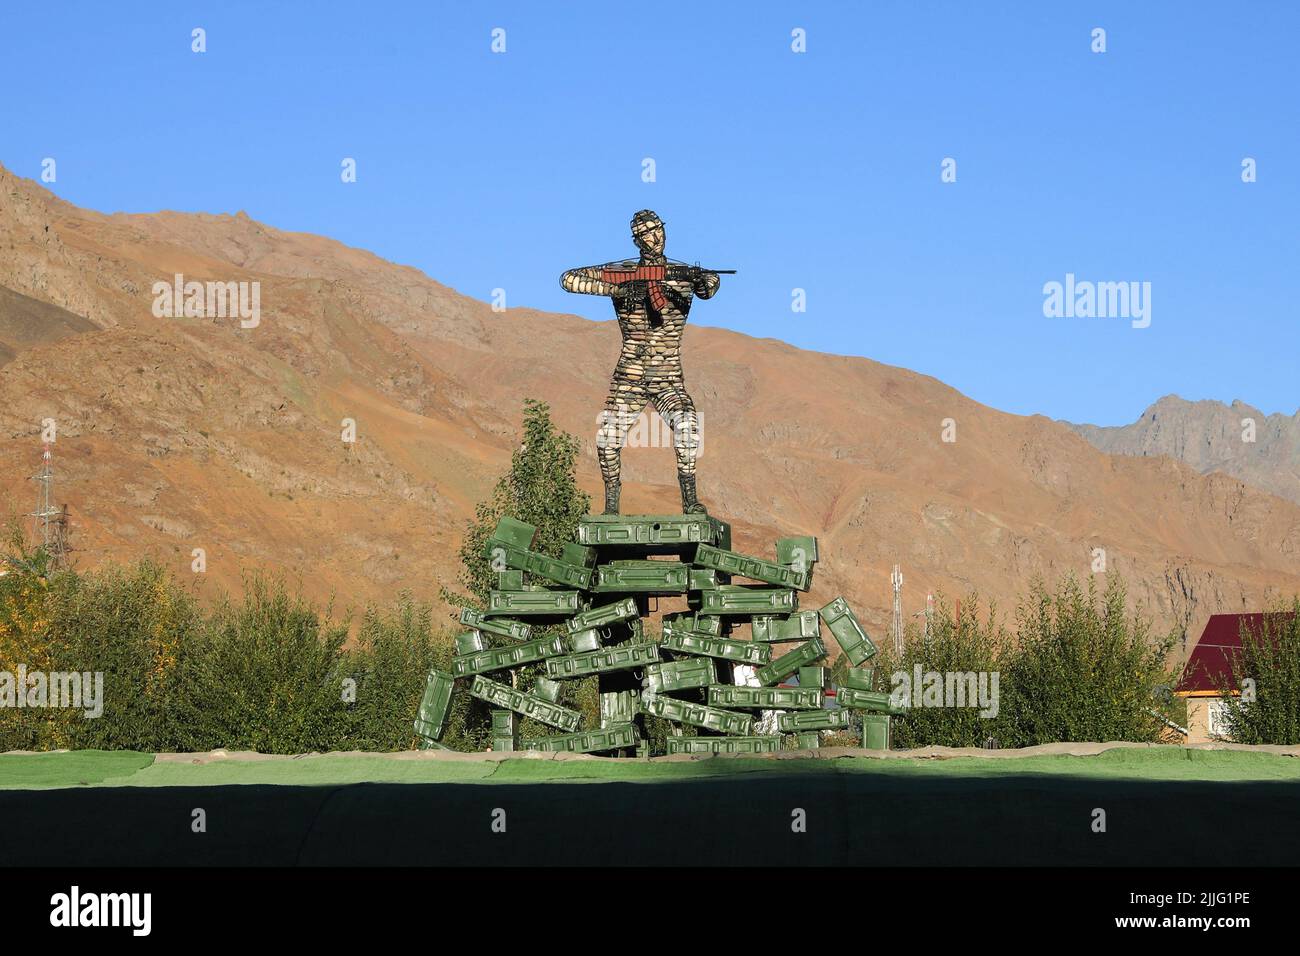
[560,210,731,515]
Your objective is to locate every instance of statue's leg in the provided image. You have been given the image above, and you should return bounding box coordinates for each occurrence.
[597,382,646,515]
[652,383,705,514]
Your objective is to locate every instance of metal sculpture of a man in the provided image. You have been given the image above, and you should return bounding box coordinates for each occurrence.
[560,210,731,515]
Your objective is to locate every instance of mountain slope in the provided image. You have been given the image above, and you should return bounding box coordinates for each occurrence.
[1069,395,1300,508]
[2,162,1298,640]
[0,284,95,366]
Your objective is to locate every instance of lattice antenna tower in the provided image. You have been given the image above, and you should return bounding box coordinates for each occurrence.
[915,595,935,647]
[29,443,69,566]
[890,564,904,656]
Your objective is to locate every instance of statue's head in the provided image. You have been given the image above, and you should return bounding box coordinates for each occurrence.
[630,209,665,256]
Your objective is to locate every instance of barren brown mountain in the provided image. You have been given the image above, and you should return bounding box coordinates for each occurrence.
[2,162,1298,643]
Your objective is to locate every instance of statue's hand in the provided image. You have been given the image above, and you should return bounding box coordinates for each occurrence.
[688,267,716,291]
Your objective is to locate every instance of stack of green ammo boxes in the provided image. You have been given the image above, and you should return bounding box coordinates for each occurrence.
[414,513,902,755]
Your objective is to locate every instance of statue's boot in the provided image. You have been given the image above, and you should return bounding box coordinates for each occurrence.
[603,481,620,515]
[678,474,708,515]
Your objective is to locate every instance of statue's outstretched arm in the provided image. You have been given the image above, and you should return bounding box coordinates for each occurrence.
[561,265,621,297]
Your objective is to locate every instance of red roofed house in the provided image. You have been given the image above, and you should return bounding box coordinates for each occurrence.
[1176,612,1294,743]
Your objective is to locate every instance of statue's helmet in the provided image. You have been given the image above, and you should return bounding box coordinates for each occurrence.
[630,209,663,236]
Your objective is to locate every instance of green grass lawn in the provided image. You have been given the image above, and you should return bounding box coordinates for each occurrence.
[1,746,1297,790]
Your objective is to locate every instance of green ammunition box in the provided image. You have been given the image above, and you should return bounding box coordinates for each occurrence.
[451,634,569,678]
[526,549,594,589]
[798,666,827,689]
[694,585,797,616]
[706,685,822,710]
[545,640,661,679]
[576,514,723,549]
[521,723,640,754]
[756,637,828,686]
[795,732,821,750]
[664,736,783,755]
[819,597,877,665]
[470,676,582,732]
[590,617,643,646]
[567,628,603,653]
[561,541,597,569]
[750,610,821,642]
[776,535,819,569]
[533,677,562,703]
[862,713,891,750]
[459,608,532,642]
[412,668,455,742]
[489,516,537,551]
[599,689,640,728]
[841,666,875,690]
[567,596,638,633]
[644,657,716,694]
[446,513,875,759]
[640,692,755,736]
[689,568,719,590]
[484,538,594,590]
[597,668,640,696]
[454,631,485,656]
[693,543,811,591]
[592,560,689,593]
[662,612,722,636]
[491,708,518,736]
[485,588,581,616]
[777,707,855,733]
[660,628,772,666]
[834,686,904,714]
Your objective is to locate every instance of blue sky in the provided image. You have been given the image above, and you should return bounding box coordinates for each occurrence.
[2,1,1296,425]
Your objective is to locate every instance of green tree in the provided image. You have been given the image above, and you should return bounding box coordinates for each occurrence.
[47,560,202,751]
[169,573,351,754]
[1216,600,1300,744]
[997,575,1176,746]
[442,398,591,609]
[436,399,592,749]
[871,594,1008,749]
[341,594,440,750]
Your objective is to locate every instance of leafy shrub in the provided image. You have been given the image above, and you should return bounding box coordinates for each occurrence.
[168,574,351,754]
[996,575,1176,746]
[1216,600,1300,745]
[48,559,201,751]
[871,595,1008,749]
[340,595,442,750]
[0,553,200,752]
